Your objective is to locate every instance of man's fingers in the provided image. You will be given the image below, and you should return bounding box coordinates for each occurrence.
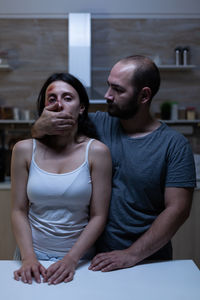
[89,254,112,271]
[89,253,107,268]
[45,102,59,111]
[44,105,74,121]
[101,263,117,272]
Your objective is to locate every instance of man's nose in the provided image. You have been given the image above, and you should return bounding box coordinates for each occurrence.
[104,88,114,101]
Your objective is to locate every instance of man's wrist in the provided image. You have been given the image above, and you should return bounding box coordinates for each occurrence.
[31,121,45,139]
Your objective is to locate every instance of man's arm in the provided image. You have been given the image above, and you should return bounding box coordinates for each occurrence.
[31,103,75,138]
[89,187,193,272]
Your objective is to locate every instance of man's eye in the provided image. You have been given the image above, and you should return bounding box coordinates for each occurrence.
[114,87,123,93]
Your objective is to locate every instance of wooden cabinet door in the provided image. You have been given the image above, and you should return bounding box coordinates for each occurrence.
[0,190,16,259]
[172,190,200,268]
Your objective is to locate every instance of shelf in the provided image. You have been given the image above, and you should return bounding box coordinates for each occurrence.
[0,177,11,190]
[157,65,196,71]
[0,182,11,190]
[92,65,197,72]
[0,119,199,125]
[89,99,106,104]
[162,119,200,124]
[0,64,12,71]
[0,120,35,124]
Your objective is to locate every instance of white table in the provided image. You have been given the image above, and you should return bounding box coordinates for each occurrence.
[0,260,200,300]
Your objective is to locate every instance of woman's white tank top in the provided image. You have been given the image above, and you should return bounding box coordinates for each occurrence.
[27,138,94,256]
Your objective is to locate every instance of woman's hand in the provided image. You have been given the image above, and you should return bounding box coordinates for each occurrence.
[14,257,47,284]
[45,255,77,285]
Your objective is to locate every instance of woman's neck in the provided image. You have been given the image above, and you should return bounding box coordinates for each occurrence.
[40,127,79,151]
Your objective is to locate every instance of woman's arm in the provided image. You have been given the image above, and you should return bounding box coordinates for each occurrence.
[11,140,46,284]
[45,140,112,284]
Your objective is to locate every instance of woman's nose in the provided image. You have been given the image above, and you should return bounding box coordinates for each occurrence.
[57,99,63,111]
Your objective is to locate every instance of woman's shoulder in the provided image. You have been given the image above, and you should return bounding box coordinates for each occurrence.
[87,139,112,170]
[89,138,111,156]
[12,138,33,154]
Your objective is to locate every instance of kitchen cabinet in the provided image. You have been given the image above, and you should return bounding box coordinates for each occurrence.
[0,188,16,259]
[172,189,200,268]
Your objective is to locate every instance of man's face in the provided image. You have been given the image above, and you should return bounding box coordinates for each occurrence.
[104,62,140,119]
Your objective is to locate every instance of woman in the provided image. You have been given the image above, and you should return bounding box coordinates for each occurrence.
[11,73,112,285]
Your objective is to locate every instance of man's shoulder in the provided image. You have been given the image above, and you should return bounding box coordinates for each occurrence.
[89,111,108,120]
[89,111,118,127]
[159,122,188,143]
[89,111,116,119]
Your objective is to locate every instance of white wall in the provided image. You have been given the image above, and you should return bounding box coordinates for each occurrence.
[0,0,200,18]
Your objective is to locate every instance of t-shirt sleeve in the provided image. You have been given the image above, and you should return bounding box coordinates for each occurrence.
[89,111,102,126]
[88,111,107,139]
[165,141,196,188]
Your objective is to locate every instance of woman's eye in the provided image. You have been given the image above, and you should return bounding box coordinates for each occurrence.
[64,96,72,101]
[48,98,56,103]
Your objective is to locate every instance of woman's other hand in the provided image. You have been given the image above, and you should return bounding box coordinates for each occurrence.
[14,257,47,284]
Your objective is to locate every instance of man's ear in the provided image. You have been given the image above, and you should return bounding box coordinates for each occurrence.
[140,87,151,104]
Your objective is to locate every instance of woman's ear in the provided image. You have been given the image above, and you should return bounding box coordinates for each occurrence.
[140,87,151,104]
[79,104,85,115]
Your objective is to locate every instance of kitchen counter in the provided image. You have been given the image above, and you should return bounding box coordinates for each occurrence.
[1,260,200,300]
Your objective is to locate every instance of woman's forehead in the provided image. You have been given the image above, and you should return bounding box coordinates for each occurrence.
[46,81,78,96]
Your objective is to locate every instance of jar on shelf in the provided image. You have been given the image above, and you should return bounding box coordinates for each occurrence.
[186,107,196,120]
[174,47,182,66]
[171,102,178,120]
[178,106,186,120]
[183,47,190,66]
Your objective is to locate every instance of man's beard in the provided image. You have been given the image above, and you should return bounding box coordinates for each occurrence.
[107,98,139,120]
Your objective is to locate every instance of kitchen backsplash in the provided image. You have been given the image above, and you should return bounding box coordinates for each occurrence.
[0,17,200,182]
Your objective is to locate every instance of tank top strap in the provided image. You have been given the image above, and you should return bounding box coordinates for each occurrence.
[85,139,95,164]
[32,138,37,159]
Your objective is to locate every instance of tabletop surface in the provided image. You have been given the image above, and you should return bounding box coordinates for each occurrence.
[0,259,200,300]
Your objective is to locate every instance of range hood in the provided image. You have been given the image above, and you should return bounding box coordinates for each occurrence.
[68,13,105,103]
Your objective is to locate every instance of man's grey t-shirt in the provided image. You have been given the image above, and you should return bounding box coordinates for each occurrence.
[90,111,196,259]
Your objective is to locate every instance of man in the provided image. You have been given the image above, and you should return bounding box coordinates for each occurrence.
[32,55,196,272]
